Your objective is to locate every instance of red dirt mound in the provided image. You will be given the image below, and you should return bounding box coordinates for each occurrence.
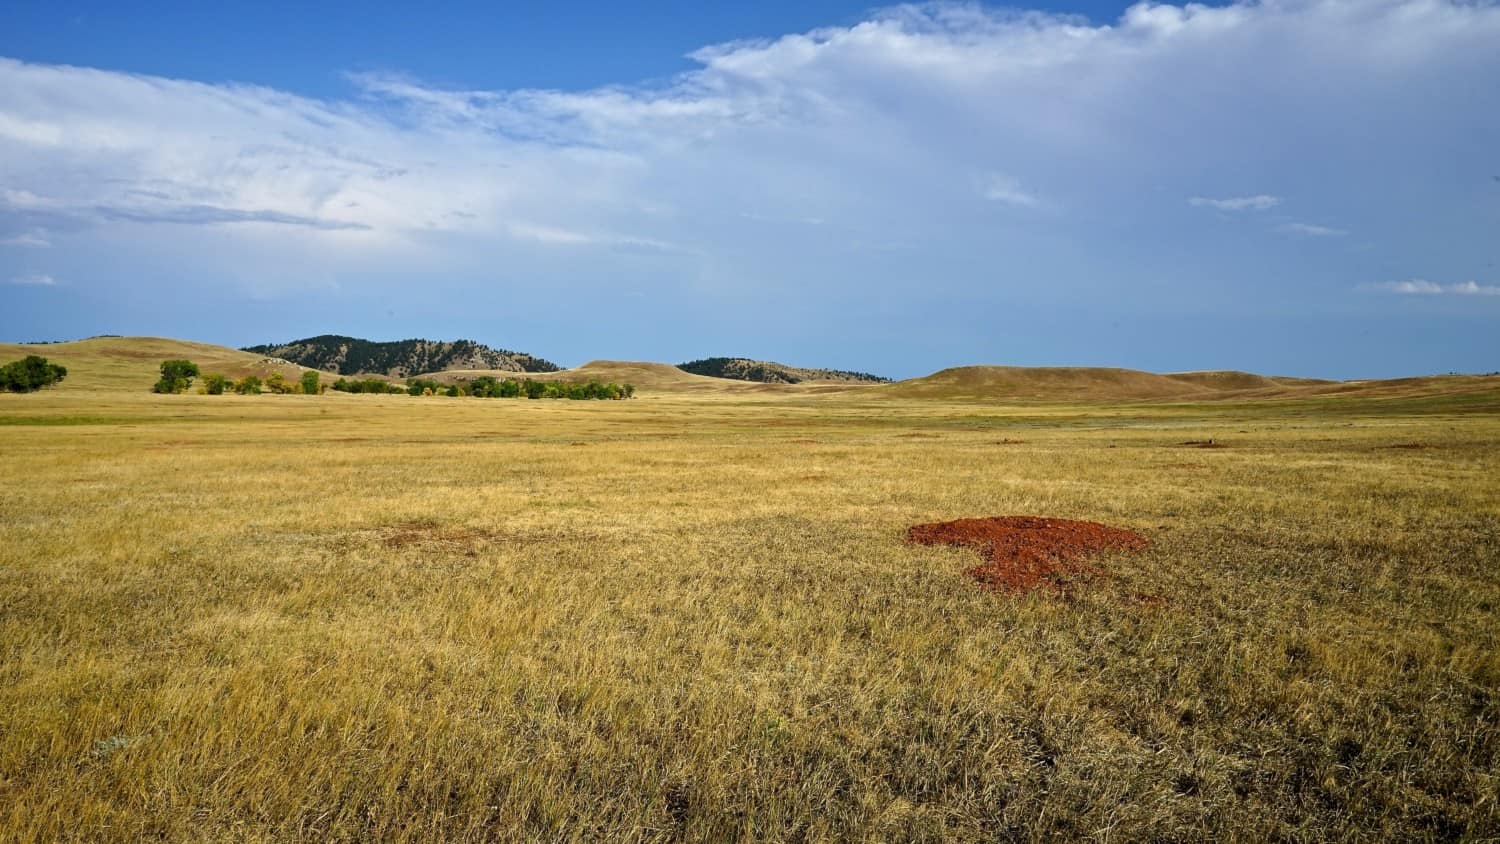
[906,516,1148,594]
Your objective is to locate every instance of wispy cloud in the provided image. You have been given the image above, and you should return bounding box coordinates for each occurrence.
[1189,195,1281,212]
[0,230,50,247]
[7,273,56,286]
[978,174,1039,207]
[1359,280,1500,296]
[1277,222,1346,237]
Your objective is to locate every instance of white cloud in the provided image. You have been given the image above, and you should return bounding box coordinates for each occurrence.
[7,273,56,286]
[1360,279,1500,296]
[1189,195,1281,211]
[978,173,1039,207]
[0,0,1496,314]
[1277,222,1346,236]
[1,230,50,247]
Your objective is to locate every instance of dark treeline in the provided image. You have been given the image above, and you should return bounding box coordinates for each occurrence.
[334,375,634,400]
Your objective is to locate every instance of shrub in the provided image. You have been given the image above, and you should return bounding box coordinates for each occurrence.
[203,374,229,395]
[0,355,68,392]
[299,370,320,396]
[405,378,443,397]
[234,375,262,395]
[153,359,200,394]
[266,372,287,394]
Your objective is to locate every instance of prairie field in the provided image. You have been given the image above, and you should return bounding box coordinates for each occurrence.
[2,382,1498,841]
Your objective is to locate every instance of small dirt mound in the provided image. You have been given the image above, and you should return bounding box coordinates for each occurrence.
[1181,439,1226,449]
[906,516,1149,594]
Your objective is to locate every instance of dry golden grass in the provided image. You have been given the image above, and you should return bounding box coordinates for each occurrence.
[2,346,1498,841]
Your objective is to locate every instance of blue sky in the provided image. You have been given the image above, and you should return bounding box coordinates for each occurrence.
[2,0,1497,379]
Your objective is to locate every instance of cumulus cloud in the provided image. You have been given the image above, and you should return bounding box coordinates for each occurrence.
[1189,195,1281,212]
[1360,280,1500,296]
[7,273,55,286]
[0,0,1497,347]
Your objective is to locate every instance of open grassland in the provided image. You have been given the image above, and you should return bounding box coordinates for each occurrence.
[2,383,1499,841]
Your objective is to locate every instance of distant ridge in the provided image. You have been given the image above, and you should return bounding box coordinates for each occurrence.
[243,335,559,378]
[678,357,890,384]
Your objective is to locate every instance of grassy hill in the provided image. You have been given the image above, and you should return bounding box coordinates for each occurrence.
[244,335,559,378]
[890,366,1208,401]
[889,364,1500,404]
[0,336,318,393]
[678,357,890,384]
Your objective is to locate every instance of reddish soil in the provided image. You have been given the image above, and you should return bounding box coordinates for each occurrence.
[906,516,1149,594]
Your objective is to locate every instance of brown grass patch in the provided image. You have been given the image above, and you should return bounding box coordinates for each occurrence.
[907,516,1149,594]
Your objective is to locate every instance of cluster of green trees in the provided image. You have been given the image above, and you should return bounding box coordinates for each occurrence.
[464,376,633,400]
[330,376,407,394]
[330,375,635,400]
[153,360,323,395]
[147,359,631,400]
[0,355,68,392]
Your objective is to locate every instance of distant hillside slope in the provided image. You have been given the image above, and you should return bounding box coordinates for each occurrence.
[891,366,1204,400]
[244,335,559,378]
[890,365,1500,404]
[1164,370,1338,391]
[0,336,317,392]
[678,357,890,384]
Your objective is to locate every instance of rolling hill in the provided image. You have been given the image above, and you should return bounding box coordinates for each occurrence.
[888,364,1500,404]
[4,336,1494,404]
[243,335,559,378]
[889,365,1209,401]
[677,357,890,384]
[0,336,318,393]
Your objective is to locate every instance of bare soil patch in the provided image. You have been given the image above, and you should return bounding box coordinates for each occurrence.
[993,438,1028,445]
[896,433,942,439]
[1382,442,1433,450]
[1181,439,1227,449]
[906,516,1149,594]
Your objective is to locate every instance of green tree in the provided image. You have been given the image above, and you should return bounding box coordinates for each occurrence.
[299,370,320,395]
[234,375,262,395]
[0,355,68,392]
[203,373,229,395]
[153,360,200,394]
